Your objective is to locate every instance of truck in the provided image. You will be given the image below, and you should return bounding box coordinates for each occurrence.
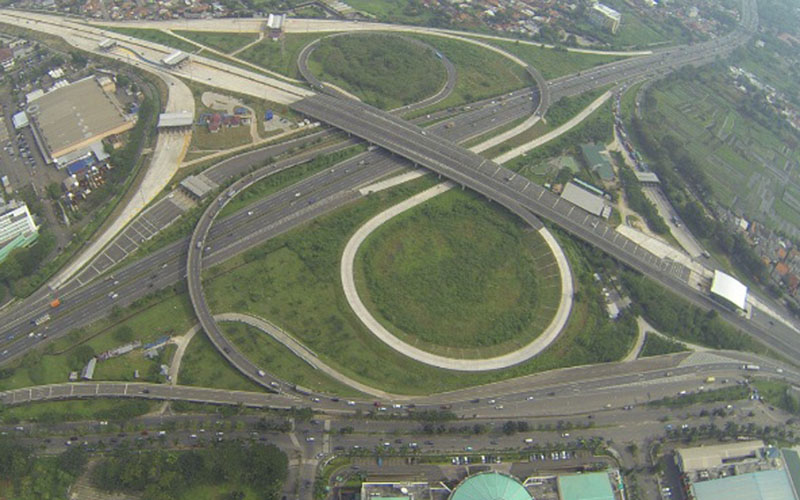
[743,364,760,371]
[33,313,51,326]
[50,299,61,308]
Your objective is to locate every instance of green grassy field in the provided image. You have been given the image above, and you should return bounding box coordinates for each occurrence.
[190,125,252,152]
[203,175,634,395]
[102,26,201,53]
[308,34,447,110]
[639,333,689,357]
[0,399,155,424]
[238,32,333,79]
[177,332,265,393]
[0,292,197,391]
[407,34,532,113]
[467,38,622,80]
[221,321,363,397]
[173,30,258,54]
[346,0,439,24]
[355,188,560,358]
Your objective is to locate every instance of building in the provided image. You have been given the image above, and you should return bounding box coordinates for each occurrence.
[0,200,38,263]
[558,472,616,500]
[180,174,218,200]
[709,269,748,311]
[0,47,14,70]
[633,170,660,185]
[450,472,531,500]
[162,51,189,67]
[676,440,764,473]
[12,111,28,130]
[561,181,612,218]
[590,3,621,34]
[27,76,134,164]
[691,469,795,500]
[580,143,615,182]
[676,442,798,500]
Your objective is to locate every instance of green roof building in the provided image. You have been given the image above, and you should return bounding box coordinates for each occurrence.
[449,473,531,500]
[557,472,616,500]
[580,143,615,182]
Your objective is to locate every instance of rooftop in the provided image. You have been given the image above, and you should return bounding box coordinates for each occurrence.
[557,472,616,500]
[29,76,131,159]
[710,270,748,310]
[593,3,621,20]
[158,111,194,128]
[450,473,531,500]
[692,470,796,500]
[677,440,763,473]
[561,181,608,217]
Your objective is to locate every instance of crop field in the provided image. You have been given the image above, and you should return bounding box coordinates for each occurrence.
[650,76,800,237]
[356,188,561,358]
[173,30,258,54]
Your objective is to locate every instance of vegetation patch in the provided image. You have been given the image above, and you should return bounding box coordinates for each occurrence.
[309,34,447,110]
[102,26,201,53]
[0,399,154,424]
[178,332,265,393]
[639,333,689,357]
[221,321,363,397]
[0,438,88,500]
[173,30,258,54]
[408,34,532,113]
[238,32,332,79]
[469,38,622,80]
[356,188,560,357]
[203,177,636,394]
[752,380,800,415]
[647,385,749,408]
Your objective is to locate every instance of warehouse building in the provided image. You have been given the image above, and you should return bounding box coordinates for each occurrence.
[691,470,795,500]
[709,269,748,311]
[561,181,612,219]
[27,76,134,164]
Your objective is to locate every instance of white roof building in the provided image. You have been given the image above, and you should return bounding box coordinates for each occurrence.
[710,270,748,311]
[12,111,29,129]
[0,200,39,263]
[561,181,612,218]
[676,440,763,473]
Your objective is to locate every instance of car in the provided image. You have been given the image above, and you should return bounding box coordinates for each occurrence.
[526,395,535,400]
[247,210,253,216]
[257,369,266,377]
[392,404,402,409]
[306,437,315,442]
[495,405,504,410]
[190,434,197,439]
[311,397,321,403]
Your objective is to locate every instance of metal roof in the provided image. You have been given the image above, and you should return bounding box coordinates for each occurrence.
[561,181,607,217]
[449,473,530,500]
[558,472,616,500]
[710,270,748,310]
[692,470,796,500]
[633,170,660,184]
[158,111,194,128]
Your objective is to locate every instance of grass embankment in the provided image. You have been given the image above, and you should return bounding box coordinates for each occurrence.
[178,333,264,393]
[407,33,532,113]
[221,322,363,397]
[0,290,196,392]
[173,30,258,54]
[102,26,201,53]
[308,34,447,110]
[238,32,332,79]
[466,38,622,80]
[204,176,636,395]
[355,188,560,358]
[648,385,750,408]
[639,333,689,357]
[0,399,155,424]
[481,88,609,160]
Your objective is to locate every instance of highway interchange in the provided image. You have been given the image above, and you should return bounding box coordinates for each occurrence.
[0,0,794,421]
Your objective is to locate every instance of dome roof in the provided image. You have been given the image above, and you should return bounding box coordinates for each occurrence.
[449,472,532,500]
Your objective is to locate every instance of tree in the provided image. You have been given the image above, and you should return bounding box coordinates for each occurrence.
[112,325,135,343]
[57,446,88,476]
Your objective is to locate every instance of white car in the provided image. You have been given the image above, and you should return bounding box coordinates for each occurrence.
[346,400,356,406]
